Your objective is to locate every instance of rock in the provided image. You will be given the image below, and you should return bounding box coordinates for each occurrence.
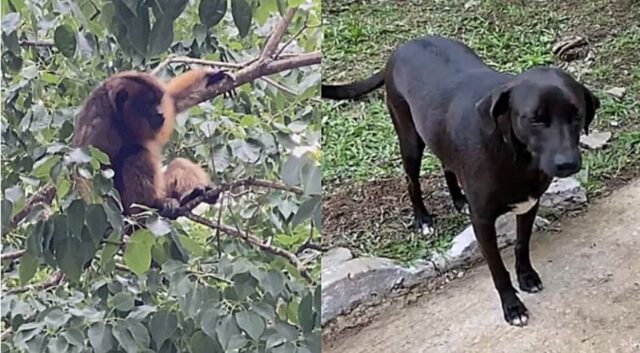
[580,131,612,150]
[403,260,437,288]
[540,177,588,214]
[321,247,352,275]
[605,87,626,99]
[446,214,549,263]
[321,257,406,325]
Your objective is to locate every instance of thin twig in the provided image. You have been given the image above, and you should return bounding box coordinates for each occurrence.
[261,8,298,60]
[261,76,298,97]
[274,15,308,59]
[0,249,25,261]
[19,40,54,47]
[8,184,56,230]
[186,212,313,283]
[151,55,244,76]
[5,271,64,295]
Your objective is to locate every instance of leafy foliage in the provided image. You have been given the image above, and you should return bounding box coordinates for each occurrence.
[1,0,321,352]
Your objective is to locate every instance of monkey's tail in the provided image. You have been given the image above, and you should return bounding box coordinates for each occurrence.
[321,70,384,100]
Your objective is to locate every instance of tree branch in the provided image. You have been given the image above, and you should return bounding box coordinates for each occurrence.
[0,249,25,261]
[8,184,56,230]
[19,40,54,48]
[173,51,320,112]
[186,212,313,283]
[151,55,244,76]
[5,271,64,295]
[176,178,302,216]
[261,8,298,60]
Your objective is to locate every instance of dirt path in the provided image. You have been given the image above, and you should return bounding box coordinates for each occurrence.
[324,179,640,353]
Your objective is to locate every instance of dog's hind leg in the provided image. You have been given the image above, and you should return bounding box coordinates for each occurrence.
[386,99,435,236]
[444,170,469,214]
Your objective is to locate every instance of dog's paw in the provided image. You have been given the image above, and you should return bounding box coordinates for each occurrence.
[502,297,529,327]
[453,197,469,215]
[518,270,544,293]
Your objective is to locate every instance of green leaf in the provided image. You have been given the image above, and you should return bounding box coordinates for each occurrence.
[292,196,320,227]
[1,199,12,234]
[47,335,69,353]
[262,270,285,297]
[215,315,241,349]
[146,216,171,236]
[54,24,77,58]
[62,328,85,347]
[109,292,135,312]
[298,292,314,334]
[44,308,71,330]
[235,311,265,341]
[66,199,86,238]
[302,163,321,195]
[123,229,155,276]
[177,235,204,257]
[18,251,38,285]
[231,139,261,163]
[231,0,252,38]
[148,16,174,57]
[85,204,109,242]
[125,318,150,347]
[199,307,219,339]
[1,12,20,32]
[281,155,303,186]
[190,331,215,353]
[150,310,177,348]
[88,323,114,353]
[199,0,226,28]
[112,322,140,353]
[103,197,123,233]
[251,301,276,321]
[33,155,61,180]
[233,273,258,300]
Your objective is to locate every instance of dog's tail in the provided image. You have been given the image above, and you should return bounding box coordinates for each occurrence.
[321,70,384,100]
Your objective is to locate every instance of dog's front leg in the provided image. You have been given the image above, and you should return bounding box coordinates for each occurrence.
[472,216,529,326]
[515,202,543,293]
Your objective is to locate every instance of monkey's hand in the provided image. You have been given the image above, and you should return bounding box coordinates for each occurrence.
[158,198,181,220]
[179,186,220,206]
[205,70,237,99]
[206,70,235,86]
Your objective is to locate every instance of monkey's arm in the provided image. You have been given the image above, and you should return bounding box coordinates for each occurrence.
[118,149,181,218]
[164,69,233,113]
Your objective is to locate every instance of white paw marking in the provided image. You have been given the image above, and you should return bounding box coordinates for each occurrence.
[509,197,538,215]
[461,204,470,215]
[511,314,528,327]
[421,224,435,236]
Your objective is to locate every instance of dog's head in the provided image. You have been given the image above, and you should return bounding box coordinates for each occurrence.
[476,67,600,178]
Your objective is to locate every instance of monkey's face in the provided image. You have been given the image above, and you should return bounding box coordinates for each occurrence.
[113,80,167,141]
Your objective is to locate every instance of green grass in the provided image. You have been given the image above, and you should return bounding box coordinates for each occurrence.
[322,0,640,262]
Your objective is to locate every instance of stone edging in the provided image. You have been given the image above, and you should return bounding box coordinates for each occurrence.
[321,177,587,325]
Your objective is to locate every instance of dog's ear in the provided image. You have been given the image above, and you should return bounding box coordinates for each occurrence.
[582,86,600,135]
[475,87,510,134]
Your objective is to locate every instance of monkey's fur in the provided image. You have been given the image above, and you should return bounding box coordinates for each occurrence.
[73,69,226,217]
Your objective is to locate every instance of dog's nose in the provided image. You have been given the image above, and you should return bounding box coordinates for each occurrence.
[554,155,580,177]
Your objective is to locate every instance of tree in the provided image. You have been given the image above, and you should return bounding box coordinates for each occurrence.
[1,1,321,352]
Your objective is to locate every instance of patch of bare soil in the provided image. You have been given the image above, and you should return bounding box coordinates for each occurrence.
[321,174,468,256]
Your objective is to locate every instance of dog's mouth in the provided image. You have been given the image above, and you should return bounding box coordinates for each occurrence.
[554,167,579,178]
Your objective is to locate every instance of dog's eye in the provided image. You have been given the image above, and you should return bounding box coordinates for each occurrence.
[529,115,548,126]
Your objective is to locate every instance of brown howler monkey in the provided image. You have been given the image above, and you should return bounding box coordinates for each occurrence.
[73,69,227,217]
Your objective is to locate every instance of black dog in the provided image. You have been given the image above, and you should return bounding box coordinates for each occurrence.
[322,36,600,326]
